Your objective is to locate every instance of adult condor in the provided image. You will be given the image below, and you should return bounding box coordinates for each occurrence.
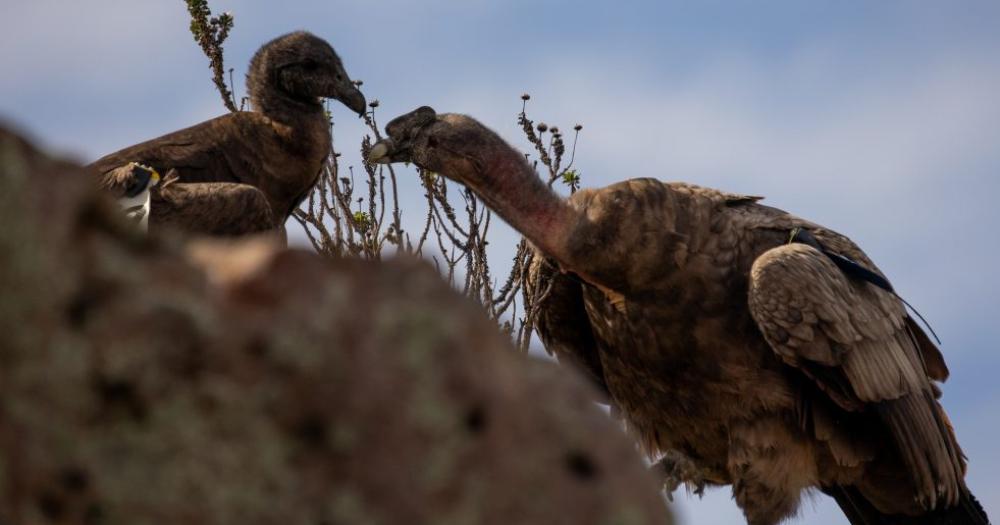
[369,106,990,525]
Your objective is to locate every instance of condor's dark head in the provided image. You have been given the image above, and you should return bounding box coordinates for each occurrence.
[247,31,366,118]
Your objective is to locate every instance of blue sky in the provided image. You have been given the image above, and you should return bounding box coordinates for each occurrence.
[2,1,998,523]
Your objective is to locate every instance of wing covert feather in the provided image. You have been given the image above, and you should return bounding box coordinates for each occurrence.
[749,243,929,404]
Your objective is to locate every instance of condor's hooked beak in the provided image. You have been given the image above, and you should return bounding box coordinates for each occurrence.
[367,106,438,164]
[328,62,366,116]
[333,83,366,117]
[367,139,395,165]
[335,85,366,116]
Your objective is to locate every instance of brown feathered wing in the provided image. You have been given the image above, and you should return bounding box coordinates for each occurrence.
[747,241,965,510]
[90,113,283,236]
[90,112,275,187]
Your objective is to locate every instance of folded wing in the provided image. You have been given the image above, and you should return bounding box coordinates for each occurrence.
[747,241,965,509]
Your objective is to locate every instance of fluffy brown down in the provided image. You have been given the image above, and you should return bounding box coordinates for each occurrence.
[369,107,989,525]
[89,31,365,237]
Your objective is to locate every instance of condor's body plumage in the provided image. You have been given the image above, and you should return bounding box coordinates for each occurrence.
[369,108,989,525]
[89,31,365,237]
[533,180,973,521]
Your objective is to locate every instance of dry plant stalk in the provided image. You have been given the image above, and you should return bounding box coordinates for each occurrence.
[185,4,584,352]
[185,0,237,113]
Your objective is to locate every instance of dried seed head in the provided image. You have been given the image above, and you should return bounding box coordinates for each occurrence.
[369,99,380,108]
[353,80,364,87]
[537,123,548,132]
[521,93,531,101]
[574,124,583,131]
[550,126,559,134]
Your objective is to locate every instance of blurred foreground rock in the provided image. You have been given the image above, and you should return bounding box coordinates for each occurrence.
[0,126,672,524]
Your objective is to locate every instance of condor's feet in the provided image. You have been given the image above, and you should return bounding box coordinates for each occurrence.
[652,450,713,501]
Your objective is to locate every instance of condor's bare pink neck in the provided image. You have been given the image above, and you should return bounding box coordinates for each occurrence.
[465,148,579,268]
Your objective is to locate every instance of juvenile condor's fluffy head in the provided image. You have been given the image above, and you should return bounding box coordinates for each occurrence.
[246,31,366,117]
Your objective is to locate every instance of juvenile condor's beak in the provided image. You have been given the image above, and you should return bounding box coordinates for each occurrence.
[366,106,438,164]
[328,62,366,116]
[333,80,366,116]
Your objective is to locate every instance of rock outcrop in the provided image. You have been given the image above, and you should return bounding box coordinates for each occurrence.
[0,125,671,525]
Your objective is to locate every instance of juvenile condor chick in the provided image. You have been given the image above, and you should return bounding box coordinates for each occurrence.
[90,31,365,236]
[368,107,990,525]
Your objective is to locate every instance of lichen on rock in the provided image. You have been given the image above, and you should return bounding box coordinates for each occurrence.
[0,125,672,525]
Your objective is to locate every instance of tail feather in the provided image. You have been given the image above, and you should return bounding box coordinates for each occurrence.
[823,485,990,525]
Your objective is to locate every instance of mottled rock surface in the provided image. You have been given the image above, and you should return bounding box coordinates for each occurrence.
[0,125,671,525]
